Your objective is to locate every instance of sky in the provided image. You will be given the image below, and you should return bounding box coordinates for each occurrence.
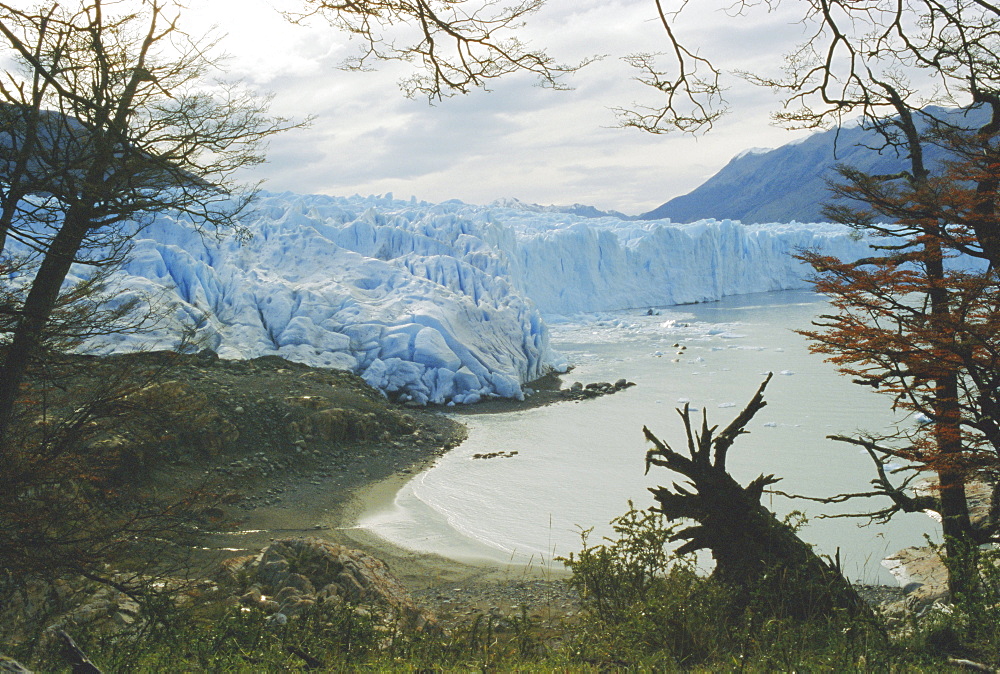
[181,0,817,215]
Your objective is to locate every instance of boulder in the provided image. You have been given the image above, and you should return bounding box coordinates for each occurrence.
[221,538,438,633]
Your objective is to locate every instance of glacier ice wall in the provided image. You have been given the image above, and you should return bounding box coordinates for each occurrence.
[500,215,872,314]
[73,192,872,403]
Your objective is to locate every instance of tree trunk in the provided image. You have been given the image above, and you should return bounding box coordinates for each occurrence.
[644,374,875,621]
[925,234,978,597]
[0,209,89,441]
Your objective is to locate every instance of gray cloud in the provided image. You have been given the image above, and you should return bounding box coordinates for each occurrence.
[186,0,817,214]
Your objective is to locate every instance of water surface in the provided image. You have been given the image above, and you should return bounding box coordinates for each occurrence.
[359,291,936,584]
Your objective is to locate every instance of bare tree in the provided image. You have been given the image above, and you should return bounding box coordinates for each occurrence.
[0,0,298,443]
[289,0,595,99]
[620,0,1000,597]
[633,1,1000,263]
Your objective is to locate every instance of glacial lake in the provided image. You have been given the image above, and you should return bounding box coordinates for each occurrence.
[358,290,937,585]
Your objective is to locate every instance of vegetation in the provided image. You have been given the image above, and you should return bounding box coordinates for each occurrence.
[0,0,294,594]
[6,502,1000,672]
[6,382,1000,672]
[775,113,1000,599]
[5,1,1000,671]
[0,0,294,435]
[796,142,1000,596]
[648,0,1000,599]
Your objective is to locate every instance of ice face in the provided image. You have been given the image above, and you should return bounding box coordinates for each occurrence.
[509,217,873,313]
[53,192,872,403]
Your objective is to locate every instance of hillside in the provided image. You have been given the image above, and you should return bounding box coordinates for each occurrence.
[641,107,990,223]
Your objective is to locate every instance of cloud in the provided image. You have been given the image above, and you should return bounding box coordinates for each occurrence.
[185,0,817,213]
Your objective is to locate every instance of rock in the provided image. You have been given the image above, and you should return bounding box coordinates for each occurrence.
[239,587,263,606]
[258,559,291,586]
[196,348,219,365]
[883,546,951,612]
[222,537,438,634]
[561,378,635,401]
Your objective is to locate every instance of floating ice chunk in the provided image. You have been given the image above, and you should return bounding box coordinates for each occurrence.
[779,370,795,376]
[677,397,691,403]
[718,402,736,408]
[913,412,933,425]
[762,422,777,427]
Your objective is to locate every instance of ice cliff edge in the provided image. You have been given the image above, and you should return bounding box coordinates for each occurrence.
[76,192,872,404]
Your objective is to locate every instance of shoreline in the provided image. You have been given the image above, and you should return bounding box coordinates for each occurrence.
[206,367,919,619]
[331,462,571,590]
[208,377,579,593]
[324,371,583,587]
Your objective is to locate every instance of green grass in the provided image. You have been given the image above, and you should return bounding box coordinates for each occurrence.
[12,505,1000,672]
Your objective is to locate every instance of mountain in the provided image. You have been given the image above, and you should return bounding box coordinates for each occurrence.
[641,107,990,223]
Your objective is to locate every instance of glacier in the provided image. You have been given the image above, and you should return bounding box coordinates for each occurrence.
[62,192,872,404]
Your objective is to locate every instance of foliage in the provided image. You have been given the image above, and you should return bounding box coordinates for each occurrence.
[560,502,902,671]
[560,503,675,622]
[940,544,1000,659]
[0,0,295,596]
[794,129,1000,595]
[11,506,1000,671]
[559,503,734,666]
[0,0,297,440]
[0,351,229,591]
[40,601,387,672]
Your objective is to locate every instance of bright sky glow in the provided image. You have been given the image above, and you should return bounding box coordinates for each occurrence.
[180,0,818,214]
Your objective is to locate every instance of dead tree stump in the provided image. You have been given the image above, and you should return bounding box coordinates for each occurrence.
[644,373,874,621]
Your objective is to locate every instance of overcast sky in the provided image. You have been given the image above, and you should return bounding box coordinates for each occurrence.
[184,0,817,215]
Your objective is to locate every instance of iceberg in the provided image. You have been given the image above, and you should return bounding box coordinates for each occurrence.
[57,192,872,403]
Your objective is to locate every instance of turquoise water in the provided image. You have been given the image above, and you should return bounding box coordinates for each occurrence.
[358,291,937,584]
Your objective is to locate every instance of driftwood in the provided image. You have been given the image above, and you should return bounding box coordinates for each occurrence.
[644,373,874,621]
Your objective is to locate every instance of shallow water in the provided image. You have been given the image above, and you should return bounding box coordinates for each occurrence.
[359,291,937,584]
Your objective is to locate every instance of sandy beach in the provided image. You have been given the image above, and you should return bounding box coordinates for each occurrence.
[334,459,571,583]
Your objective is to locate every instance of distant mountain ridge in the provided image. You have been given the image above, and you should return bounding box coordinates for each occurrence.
[489,197,633,220]
[640,107,989,224]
